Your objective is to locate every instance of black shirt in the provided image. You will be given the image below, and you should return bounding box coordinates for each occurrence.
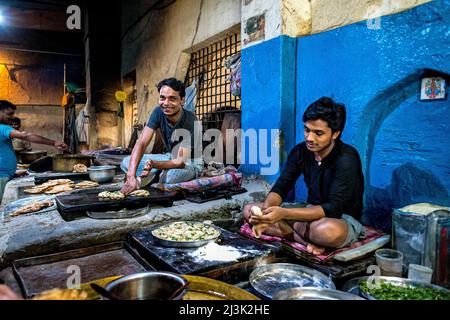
[270,140,364,220]
[147,107,202,159]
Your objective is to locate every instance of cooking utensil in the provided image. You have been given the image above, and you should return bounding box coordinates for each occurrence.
[104,271,189,300]
[88,165,116,183]
[150,221,222,248]
[167,282,190,300]
[52,154,92,172]
[90,283,120,300]
[273,287,365,300]
[249,263,335,299]
[19,150,48,164]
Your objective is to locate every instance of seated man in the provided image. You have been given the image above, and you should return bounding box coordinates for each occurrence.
[244,97,365,255]
[0,100,69,202]
[121,78,203,194]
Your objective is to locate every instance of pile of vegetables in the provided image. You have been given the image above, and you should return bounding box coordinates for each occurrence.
[359,280,450,300]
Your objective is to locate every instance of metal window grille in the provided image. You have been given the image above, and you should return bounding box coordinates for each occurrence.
[184,33,241,131]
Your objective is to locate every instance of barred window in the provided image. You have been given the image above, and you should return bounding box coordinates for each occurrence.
[184,32,241,131]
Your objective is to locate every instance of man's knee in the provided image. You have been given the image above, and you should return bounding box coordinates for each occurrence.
[309,219,347,246]
[164,169,195,184]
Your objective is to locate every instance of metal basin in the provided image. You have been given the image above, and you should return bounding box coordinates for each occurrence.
[104,272,189,300]
[19,150,47,164]
[88,165,116,183]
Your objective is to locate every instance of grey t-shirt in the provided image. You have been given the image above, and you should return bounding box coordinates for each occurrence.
[147,107,202,161]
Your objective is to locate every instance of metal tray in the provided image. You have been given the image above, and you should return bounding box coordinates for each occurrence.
[12,241,154,298]
[1,195,56,220]
[273,287,365,300]
[249,263,335,299]
[343,276,450,300]
[150,221,222,248]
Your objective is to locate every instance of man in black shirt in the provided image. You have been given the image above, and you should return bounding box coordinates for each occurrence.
[245,97,365,255]
[121,78,203,194]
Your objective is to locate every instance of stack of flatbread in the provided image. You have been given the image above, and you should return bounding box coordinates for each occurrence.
[24,179,74,195]
[73,163,88,173]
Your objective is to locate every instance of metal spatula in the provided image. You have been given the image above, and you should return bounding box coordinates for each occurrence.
[137,172,156,188]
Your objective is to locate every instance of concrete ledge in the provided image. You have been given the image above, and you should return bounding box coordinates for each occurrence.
[0,178,269,269]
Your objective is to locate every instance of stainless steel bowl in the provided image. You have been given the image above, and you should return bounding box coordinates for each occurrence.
[104,272,189,300]
[88,165,116,183]
[273,287,365,300]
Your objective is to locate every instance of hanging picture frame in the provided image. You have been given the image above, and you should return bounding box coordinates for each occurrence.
[420,77,446,100]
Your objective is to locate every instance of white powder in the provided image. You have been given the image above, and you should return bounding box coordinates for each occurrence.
[190,242,244,262]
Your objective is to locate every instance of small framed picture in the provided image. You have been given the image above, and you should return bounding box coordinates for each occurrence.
[420,77,446,100]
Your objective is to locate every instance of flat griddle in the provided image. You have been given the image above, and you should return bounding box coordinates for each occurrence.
[12,241,154,298]
[55,187,177,221]
[128,225,279,283]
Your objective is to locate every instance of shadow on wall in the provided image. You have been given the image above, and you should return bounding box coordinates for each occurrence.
[363,163,450,231]
[355,69,450,232]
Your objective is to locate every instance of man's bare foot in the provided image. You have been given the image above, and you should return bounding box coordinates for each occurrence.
[306,243,326,256]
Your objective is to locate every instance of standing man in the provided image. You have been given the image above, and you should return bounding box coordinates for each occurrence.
[0,100,69,202]
[244,97,365,255]
[120,78,203,194]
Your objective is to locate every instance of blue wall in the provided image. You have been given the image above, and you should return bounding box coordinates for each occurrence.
[242,0,450,231]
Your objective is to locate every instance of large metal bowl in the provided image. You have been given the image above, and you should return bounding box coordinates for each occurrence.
[104,272,189,300]
[19,150,47,164]
[249,263,335,299]
[88,165,116,183]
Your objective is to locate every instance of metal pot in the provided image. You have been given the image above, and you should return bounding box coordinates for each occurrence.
[19,150,48,164]
[88,165,116,183]
[104,272,189,300]
[52,154,92,172]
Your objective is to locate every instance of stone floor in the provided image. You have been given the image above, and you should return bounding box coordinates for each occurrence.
[0,175,269,270]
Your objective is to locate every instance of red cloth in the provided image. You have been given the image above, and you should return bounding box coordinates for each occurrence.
[239,222,385,261]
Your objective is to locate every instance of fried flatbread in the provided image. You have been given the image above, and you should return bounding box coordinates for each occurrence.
[44,184,73,194]
[74,180,99,189]
[10,199,54,217]
[98,190,125,200]
[129,189,150,197]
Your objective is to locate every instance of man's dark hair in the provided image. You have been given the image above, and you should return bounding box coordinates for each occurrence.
[303,97,346,135]
[0,100,17,112]
[156,78,186,98]
[11,117,21,126]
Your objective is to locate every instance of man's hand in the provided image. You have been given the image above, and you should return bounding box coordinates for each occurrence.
[0,285,22,300]
[141,160,154,176]
[249,206,287,225]
[54,141,70,151]
[14,170,28,178]
[121,175,140,194]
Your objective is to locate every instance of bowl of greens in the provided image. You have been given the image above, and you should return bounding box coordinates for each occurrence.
[358,276,450,300]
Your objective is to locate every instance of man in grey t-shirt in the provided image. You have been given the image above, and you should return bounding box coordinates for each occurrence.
[121,78,203,194]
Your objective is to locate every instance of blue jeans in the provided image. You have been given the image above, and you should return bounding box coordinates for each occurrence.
[0,176,11,204]
[120,153,203,184]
